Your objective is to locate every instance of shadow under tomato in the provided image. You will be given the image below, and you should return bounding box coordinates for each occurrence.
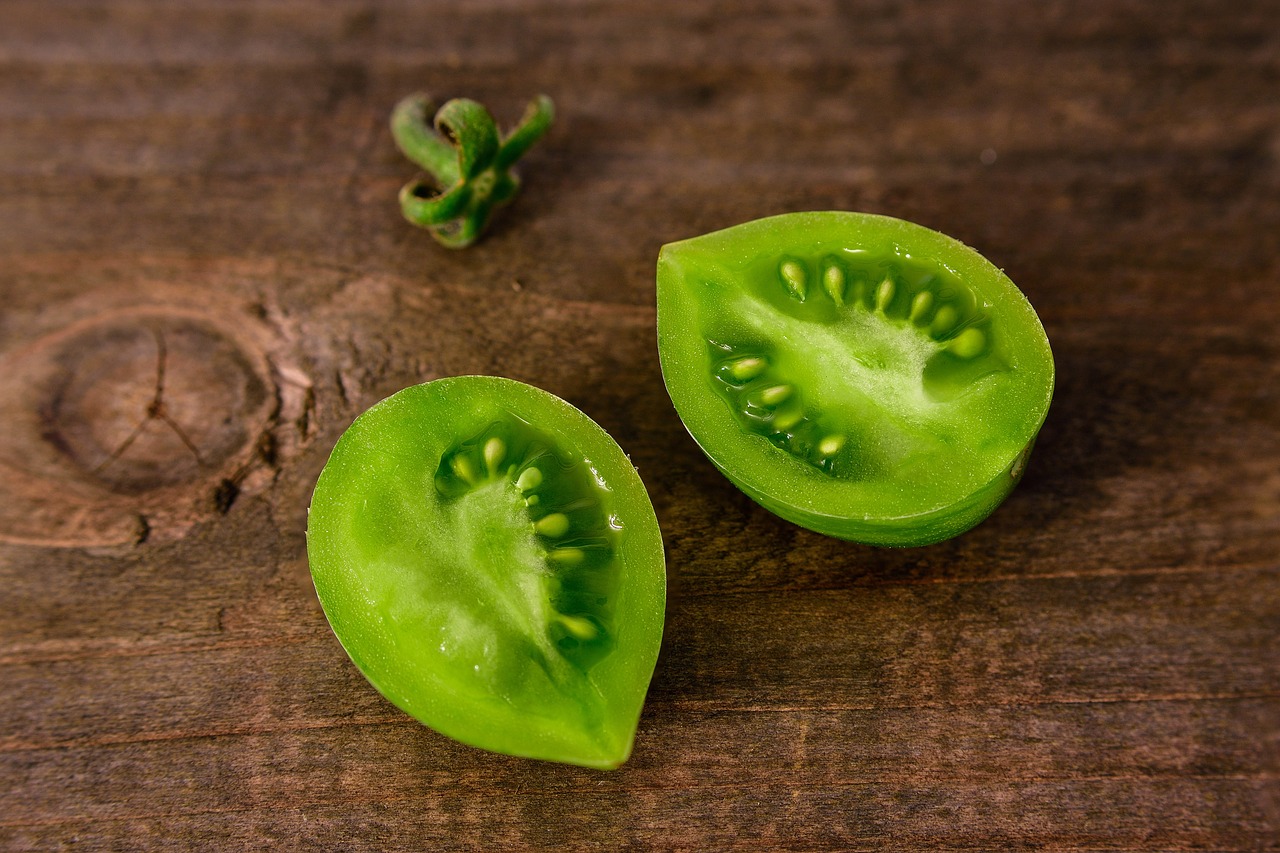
[1011,317,1260,524]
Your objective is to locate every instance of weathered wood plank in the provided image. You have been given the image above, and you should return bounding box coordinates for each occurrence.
[5,694,1277,801]
[1,0,1276,66]
[4,777,1277,851]
[0,171,1274,314]
[0,259,1275,611]
[3,568,1276,752]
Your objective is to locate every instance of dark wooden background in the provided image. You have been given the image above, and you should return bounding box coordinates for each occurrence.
[2,1,1278,849]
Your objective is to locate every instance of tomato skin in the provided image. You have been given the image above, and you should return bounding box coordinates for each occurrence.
[307,376,665,768]
[657,211,1054,547]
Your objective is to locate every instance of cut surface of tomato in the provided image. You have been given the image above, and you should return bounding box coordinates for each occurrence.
[307,376,666,768]
[657,211,1055,546]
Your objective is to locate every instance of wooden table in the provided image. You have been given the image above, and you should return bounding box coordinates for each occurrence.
[3,2,1277,849]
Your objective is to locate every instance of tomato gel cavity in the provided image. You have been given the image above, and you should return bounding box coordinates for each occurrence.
[307,377,665,768]
[657,211,1054,547]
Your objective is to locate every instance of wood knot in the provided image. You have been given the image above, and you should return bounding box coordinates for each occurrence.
[0,307,288,547]
[45,318,267,492]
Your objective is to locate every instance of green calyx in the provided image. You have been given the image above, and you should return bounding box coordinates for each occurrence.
[391,93,555,248]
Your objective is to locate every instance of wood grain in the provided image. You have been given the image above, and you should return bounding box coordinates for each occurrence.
[1,1,1277,849]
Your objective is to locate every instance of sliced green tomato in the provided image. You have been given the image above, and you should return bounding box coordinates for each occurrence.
[657,211,1054,547]
[307,377,665,768]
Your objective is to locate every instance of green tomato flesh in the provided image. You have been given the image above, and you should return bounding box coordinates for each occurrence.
[307,377,666,768]
[657,211,1055,547]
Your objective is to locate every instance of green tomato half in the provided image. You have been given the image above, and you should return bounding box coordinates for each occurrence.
[307,377,666,769]
[657,211,1055,547]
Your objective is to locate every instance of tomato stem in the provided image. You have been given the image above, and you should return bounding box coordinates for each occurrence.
[390,92,554,248]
